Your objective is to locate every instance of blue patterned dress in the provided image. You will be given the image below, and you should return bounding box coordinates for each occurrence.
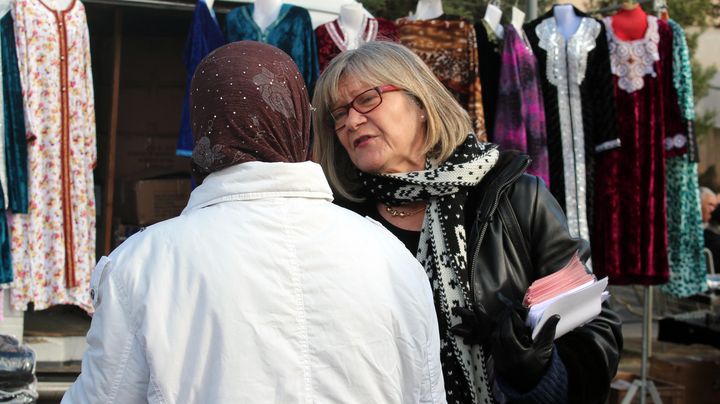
[226,4,318,95]
[176,0,225,157]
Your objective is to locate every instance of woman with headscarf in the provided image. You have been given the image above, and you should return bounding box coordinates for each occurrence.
[63,41,445,404]
[312,40,622,404]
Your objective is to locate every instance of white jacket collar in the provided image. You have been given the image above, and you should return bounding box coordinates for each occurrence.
[183,161,333,212]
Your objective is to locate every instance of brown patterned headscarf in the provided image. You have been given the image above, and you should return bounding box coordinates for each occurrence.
[190,41,311,182]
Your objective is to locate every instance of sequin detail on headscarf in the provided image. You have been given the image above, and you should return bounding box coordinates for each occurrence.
[253,67,296,120]
[189,41,311,181]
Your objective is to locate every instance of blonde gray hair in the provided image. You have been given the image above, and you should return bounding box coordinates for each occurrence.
[312,41,473,202]
[701,186,716,199]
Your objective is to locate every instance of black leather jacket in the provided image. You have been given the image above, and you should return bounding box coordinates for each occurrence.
[337,150,622,403]
[466,151,622,403]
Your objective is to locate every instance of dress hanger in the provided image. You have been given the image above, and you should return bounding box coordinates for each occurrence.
[655,0,670,21]
[621,1,638,10]
[411,0,444,21]
[48,0,73,10]
[511,0,525,32]
[612,0,648,41]
[253,0,282,33]
[338,2,367,49]
[0,0,9,15]
[484,0,503,33]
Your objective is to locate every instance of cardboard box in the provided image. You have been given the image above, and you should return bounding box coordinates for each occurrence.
[650,355,720,404]
[116,134,190,178]
[609,371,684,404]
[116,177,191,226]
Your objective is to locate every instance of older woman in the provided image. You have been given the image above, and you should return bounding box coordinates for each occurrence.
[313,41,622,404]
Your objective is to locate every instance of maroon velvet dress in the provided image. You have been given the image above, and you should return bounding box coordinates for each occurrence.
[593,16,684,285]
[314,17,398,72]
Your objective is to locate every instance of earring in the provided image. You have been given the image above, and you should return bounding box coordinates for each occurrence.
[420,115,426,121]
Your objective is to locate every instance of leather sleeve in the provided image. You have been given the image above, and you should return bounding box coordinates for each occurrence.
[510,175,623,404]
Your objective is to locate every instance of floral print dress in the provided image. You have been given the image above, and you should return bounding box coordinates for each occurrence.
[10,0,95,312]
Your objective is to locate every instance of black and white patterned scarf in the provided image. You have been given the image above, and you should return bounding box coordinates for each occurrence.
[359,134,499,403]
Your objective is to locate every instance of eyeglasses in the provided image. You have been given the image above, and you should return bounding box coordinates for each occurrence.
[330,85,402,132]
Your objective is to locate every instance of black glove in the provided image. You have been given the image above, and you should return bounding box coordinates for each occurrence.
[449,306,493,345]
[491,305,560,393]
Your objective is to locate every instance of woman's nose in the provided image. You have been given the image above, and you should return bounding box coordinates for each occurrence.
[345,107,367,131]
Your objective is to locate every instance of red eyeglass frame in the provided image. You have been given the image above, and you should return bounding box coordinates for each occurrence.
[331,84,403,132]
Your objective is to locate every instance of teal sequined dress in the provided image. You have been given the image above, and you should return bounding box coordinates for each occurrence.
[661,19,707,298]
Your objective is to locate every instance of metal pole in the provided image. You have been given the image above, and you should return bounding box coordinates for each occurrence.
[640,286,652,404]
[102,9,123,255]
[648,285,653,357]
[527,0,538,20]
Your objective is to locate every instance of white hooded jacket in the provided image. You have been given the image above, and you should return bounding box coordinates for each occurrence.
[62,161,445,404]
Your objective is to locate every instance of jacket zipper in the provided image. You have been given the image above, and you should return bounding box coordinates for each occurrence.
[466,161,527,399]
[468,161,529,302]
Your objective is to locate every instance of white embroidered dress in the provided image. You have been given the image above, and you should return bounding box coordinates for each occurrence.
[11,0,95,311]
[325,17,377,51]
[535,17,600,243]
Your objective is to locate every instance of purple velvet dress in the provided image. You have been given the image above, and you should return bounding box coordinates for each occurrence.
[593,16,684,285]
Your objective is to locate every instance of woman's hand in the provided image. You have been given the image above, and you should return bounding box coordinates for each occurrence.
[491,307,560,393]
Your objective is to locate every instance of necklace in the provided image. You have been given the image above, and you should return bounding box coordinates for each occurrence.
[384,203,425,218]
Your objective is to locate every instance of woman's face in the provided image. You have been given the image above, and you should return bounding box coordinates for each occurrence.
[702,192,718,223]
[332,75,427,174]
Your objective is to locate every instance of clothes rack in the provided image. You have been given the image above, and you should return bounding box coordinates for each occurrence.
[82,0,340,15]
[526,0,537,20]
[593,4,670,402]
[82,0,245,14]
[621,286,662,404]
[83,0,199,12]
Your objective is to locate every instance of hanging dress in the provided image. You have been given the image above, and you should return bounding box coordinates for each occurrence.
[176,0,226,157]
[0,2,7,211]
[11,0,96,311]
[524,6,619,243]
[493,24,550,186]
[226,3,318,94]
[315,17,398,72]
[660,19,707,297]
[475,19,502,142]
[396,16,487,141]
[0,0,18,286]
[593,16,683,285]
[1,6,28,214]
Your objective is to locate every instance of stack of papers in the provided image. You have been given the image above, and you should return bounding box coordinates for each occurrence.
[524,254,609,340]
